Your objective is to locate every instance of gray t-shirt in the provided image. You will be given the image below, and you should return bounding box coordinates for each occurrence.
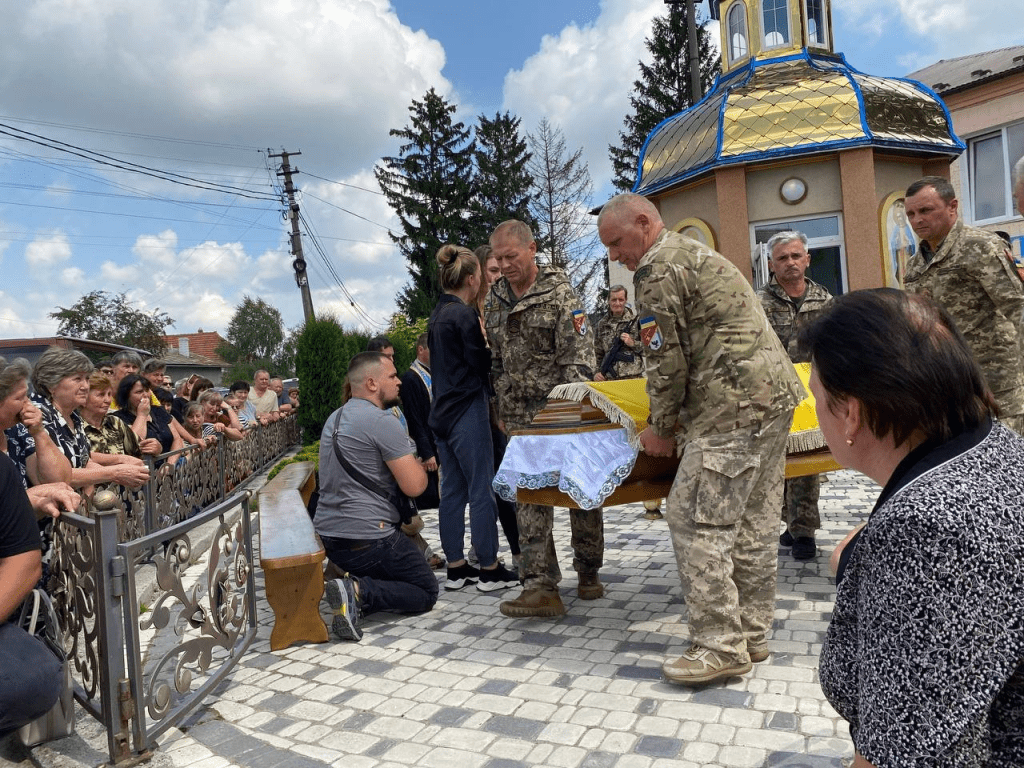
[315,397,415,540]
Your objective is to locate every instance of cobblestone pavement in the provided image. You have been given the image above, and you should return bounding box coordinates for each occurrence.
[10,470,879,768]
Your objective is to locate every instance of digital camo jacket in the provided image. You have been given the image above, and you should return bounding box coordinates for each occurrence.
[755,275,833,364]
[904,218,1024,417]
[594,306,645,379]
[632,229,803,442]
[486,265,596,430]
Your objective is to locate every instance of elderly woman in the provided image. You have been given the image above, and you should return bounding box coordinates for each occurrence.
[804,289,1024,767]
[199,390,245,441]
[79,372,143,458]
[0,356,71,488]
[30,348,149,490]
[112,374,182,463]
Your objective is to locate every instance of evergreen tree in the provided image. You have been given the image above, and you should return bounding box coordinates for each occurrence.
[608,5,720,192]
[471,111,534,243]
[527,118,602,309]
[375,88,476,320]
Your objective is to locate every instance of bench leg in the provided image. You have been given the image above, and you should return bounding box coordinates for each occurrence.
[265,563,329,651]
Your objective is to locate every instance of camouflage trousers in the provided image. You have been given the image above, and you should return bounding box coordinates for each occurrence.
[517,503,603,591]
[664,409,793,662]
[783,474,820,538]
[1001,414,1024,435]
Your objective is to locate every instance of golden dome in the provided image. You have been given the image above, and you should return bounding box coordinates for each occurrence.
[634,52,963,196]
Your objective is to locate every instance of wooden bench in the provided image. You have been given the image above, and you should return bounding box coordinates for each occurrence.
[258,461,328,651]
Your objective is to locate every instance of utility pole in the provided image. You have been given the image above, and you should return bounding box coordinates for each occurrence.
[270,149,315,324]
[664,0,703,105]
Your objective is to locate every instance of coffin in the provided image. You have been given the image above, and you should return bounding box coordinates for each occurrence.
[494,364,840,510]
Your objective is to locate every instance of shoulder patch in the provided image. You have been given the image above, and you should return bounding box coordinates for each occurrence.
[639,315,663,351]
[571,308,588,336]
[634,265,653,283]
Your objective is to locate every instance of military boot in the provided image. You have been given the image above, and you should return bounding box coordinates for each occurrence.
[499,587,565,618]
[577,571,604,600]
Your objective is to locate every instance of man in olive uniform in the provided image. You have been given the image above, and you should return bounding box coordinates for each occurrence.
[599,193,803,686]
[756,231,833,561]
[904,176,1024,433]
[486,219,602,618]
[593,285,644,381]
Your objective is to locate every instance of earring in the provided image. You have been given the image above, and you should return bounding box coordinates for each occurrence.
[845,437,854,446]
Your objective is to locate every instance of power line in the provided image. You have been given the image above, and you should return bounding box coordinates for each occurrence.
[301,171,384,196]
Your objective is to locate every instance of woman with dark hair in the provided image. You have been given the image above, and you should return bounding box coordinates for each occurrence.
[805,289,1024,767]
[188,377,215,402]
[428,244,518,592]
[112,374,182,463]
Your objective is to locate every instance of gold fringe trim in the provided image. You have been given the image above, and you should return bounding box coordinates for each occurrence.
[548,382,642,448]
[787,427,827,454]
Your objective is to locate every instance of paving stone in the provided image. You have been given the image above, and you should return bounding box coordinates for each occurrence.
[429,706,475,727]
[482,715,546,741]
[633,736,683,758]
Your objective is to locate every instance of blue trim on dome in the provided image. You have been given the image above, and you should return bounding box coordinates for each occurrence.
[633,48,964,196]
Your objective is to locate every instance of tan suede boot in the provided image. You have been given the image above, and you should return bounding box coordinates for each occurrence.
[499,587,566,618]
[577,572,604,600]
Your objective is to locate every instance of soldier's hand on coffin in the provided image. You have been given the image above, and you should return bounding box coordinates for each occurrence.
[639,426,675,457]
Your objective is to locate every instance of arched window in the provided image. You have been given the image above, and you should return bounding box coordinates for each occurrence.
[728,4,749,63]
[806,0,827,46]
[762,0,790,48]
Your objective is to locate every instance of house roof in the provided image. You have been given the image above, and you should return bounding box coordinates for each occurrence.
[907,45,1024,96]
[161,331,230,366]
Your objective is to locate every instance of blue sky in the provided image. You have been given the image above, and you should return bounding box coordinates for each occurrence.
[0,0,1019,342]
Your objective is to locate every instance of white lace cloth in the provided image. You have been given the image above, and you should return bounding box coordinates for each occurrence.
[493,428,638,510]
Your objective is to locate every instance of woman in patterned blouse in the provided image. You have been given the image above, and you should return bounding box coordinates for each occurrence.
[805,290,1024,768]
[30,348,149,491]
[0,355,71,488]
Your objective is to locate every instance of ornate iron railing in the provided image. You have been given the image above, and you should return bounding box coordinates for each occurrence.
[47,415,299,765]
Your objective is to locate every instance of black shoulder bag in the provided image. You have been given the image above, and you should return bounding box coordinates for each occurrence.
[331,411,417,525]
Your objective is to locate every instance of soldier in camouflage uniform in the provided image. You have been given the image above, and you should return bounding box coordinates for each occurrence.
[593,285,645,381]
[903,177,1024,434]
[599,194,803,686]
[485,220,602,618]
[756,231,833,561]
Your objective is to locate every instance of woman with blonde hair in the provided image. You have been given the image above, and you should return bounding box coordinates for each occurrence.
[428,244,518,592]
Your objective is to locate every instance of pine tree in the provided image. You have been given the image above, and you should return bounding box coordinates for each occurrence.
[375,88,476,320]
[527,118,601,308]
[608,5,720,192]
[471,111,535,244]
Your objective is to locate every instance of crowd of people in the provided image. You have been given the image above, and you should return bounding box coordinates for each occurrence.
[4,167,1024,763]
[0,353,297,738]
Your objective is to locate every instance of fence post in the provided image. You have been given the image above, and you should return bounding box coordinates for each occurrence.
[92,489,136,764]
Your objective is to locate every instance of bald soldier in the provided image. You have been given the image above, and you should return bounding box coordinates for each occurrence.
[599,193,803,686]
[903,176,1024,433]
[486,219,603,619]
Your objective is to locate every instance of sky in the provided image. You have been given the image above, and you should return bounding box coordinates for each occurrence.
[0,0,1020,343]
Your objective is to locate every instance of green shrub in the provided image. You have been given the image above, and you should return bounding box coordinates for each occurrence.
[295,314,352,444]
[267,443,320,482]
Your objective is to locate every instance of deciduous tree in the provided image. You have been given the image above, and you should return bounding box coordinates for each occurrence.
[50,290,172,353]
[217,296,285,383]
[527,119,602,307]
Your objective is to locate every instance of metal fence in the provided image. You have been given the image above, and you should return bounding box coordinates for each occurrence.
[47,415,300,765]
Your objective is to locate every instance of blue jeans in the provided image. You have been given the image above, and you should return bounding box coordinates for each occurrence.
[435,394,499,566]
[322,529,438,616]
[0,621,63,737]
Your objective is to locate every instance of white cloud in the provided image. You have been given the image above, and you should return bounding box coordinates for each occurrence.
[25,232,72,272]
[60,267,85,285]
[1,0,451,178]
[503,0,665,192]
[834,0,1022,60]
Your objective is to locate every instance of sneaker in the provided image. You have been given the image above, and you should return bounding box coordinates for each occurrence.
[792,536,817,561]
[499,587,566,618]
[577,571,604,600]
[662,645,752,686]
[325,577,362,642]
[445,562,480,590]
[779,530,794,547]
[477,563,520,592]
[747,636,770,663]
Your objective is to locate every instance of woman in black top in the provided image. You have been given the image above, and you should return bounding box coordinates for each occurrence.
[113,374,181,466]
[428,244,518,593]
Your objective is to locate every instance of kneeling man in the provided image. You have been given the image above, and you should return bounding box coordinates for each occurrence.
[317,352,439,641]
